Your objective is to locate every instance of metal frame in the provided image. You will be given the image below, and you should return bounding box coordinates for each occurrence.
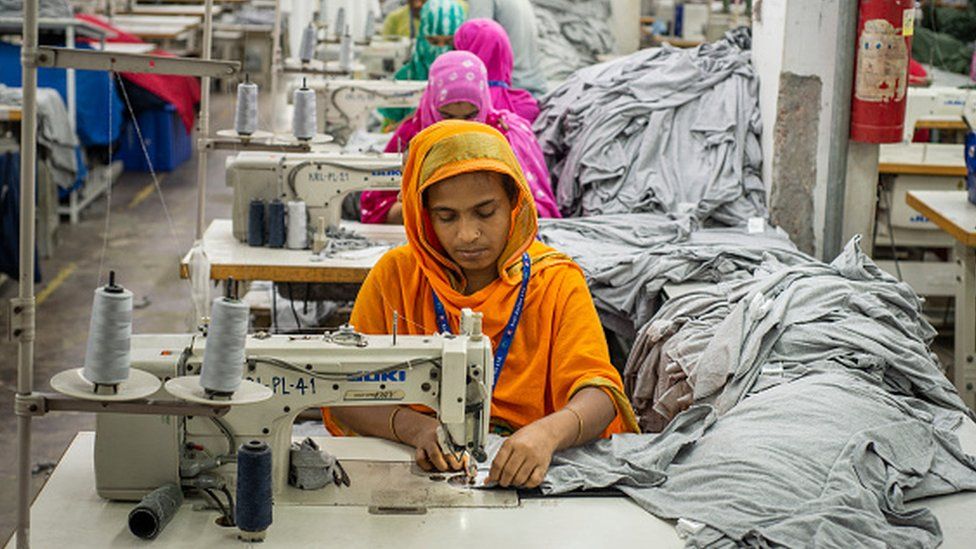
[14,1,232,547]
[956,243,976,409]
[35,46,237,77]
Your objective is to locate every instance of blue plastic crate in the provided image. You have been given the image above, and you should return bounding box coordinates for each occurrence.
[118,104,193,172]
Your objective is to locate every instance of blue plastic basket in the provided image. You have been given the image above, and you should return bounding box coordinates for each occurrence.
[117,104,193,172]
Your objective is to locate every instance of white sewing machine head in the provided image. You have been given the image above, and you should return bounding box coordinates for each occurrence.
[291,78,426,143]
[226,150,403,240]
[94,311,493,502]
[321,37,413,77]
[903,86,976,142]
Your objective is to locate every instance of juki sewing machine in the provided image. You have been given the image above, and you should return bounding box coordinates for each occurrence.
[293,78,426,143]
[322,37,413,77]
[902,86,976,143]
[226,150,403,241]
[94,311,493,502]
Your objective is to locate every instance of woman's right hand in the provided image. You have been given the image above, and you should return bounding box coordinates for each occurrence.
[402,413,464,472]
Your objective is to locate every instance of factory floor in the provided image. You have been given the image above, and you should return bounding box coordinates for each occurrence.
[0,91,240,545]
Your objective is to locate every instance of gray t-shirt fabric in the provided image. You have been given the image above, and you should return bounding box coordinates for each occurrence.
[543,370,976,548]
[625,236,969,431]
[538,213,808,339]
[0,85,78,191]
[526,0,615,84]
[536,237,976,548]
[469,0,549,97]
[0,0,71,18]
[533,29,764,226]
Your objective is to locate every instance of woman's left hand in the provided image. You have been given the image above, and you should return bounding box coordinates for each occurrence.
[485,422,557,489]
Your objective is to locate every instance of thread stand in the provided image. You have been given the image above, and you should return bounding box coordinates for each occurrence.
[50,368,162,402]
[163,376,273,407]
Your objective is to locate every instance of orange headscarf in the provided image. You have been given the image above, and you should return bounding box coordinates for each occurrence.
[332,120,638,436]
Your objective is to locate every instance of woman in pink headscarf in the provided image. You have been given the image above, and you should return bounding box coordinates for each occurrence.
[362,51,560,224]
[453,18,540,124]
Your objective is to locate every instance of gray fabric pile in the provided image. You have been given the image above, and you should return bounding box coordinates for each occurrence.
[538,213,807,339]
[624,236,963,432]
[540,238,976,547]
[529,0,616,82]
[0,0,71,17]
[534,30,765,226]
[0,85,78,191]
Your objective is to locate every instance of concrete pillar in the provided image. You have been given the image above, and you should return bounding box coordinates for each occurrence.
[753,0,865,260]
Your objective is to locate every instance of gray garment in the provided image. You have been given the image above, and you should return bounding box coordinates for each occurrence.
[527,0,615,84]
[469,0,549,97]
[533,31,765,226]
[0,85,78,190]
[0,0,71,17]
[625,236,971,432]
[543,369,976,548]
[538,213,807,339]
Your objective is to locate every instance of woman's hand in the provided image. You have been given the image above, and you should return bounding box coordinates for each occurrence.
[402,413,464,472]
[486,421,558,489]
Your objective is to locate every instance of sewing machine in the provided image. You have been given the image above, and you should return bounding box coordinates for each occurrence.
[902,86,976,143]
[94,312,493,502]
[294,78,426,142]
[873,86,974,297]
[226,150,403,241]
[321,36,413,77]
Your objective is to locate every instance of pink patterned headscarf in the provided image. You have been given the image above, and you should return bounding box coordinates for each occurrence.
[453,18,540,123]
[363,51,560,223]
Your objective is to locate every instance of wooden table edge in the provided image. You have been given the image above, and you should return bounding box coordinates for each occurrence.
[179,262,369,284]
[878,163,967,177]
[906,192,976,247]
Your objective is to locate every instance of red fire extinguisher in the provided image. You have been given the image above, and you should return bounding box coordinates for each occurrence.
[850,0,915,143]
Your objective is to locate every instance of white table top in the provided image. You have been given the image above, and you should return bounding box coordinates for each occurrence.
[12,421,976,548]
[180,219,405,284]
[124,4,224,16]
[9,432,683,548]
[109,14,203,27]
[879,143,966,176]
[907,191,976,247]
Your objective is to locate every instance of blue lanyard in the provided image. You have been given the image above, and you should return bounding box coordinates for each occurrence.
[432,252,531,393]
[487,80,510,89]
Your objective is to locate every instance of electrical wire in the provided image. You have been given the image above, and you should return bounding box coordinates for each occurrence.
[95,72,116,287]
[287,282,303,330]
[209,416,237,459]
[883,185,904,281]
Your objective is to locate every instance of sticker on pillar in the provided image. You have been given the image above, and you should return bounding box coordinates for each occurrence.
[854,19,908,103]
[903,9,915,37]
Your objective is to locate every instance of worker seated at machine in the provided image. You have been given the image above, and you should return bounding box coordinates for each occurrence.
[363,51,560,224]
[326,121,638,488]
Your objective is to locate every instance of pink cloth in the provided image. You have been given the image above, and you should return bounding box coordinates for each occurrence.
[362,51,559,223]
[454,19,540,124]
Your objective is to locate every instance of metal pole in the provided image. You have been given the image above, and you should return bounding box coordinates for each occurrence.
[16,0,39,545]
[270,0,283,134]
[65,24,76,133]
[194,0,215,240]
[821,0,858,260]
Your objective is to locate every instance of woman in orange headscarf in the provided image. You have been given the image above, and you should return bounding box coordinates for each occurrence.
[328,120,638,488]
